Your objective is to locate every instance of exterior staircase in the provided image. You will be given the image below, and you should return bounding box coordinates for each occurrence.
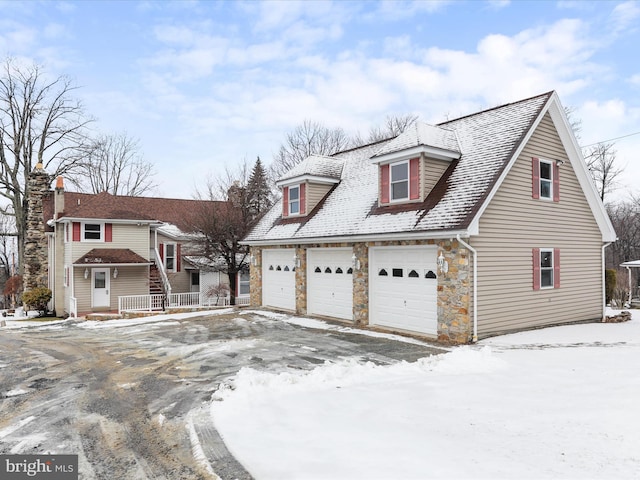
[149,263,165,295]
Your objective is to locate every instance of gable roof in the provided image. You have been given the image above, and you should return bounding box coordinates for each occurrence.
[245,91,616,244]
[371,122,460,162]
[44,191,221,233]
[276,155,345,185]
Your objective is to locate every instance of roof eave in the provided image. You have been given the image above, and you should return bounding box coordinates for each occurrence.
[242,228,472,246]
[371,145,460,164]
[276,174,341,188]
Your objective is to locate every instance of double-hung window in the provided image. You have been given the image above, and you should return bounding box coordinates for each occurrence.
[533,248,560,290]
[165,243,176,272]
[390,161,409,201]
[288,185,300,215]
[83,223,103,241]
[539,160,553,200]
[238,271,250,296]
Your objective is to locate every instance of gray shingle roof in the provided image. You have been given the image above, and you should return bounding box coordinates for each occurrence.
[277,155,345,184]
[372,122,460,159]
[245,92,552,243]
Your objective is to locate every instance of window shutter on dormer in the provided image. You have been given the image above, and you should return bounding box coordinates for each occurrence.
[409,158,420,200]
[553,248,560,288]
[299,183,306,214]
[72,222,81,242]
[380,164,390,204]
[532,157,540,199]
[532,248,540,291]
[553,162,560,202]
[105,223,113,242]
[283,186,289,217]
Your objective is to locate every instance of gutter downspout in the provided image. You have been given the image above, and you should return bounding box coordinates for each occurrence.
[457,234,478,343]
[602,242,612,318]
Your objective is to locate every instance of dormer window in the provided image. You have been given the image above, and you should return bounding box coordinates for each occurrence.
[390,161,409,201]
[282,183,306,217]
[289,185,300,214]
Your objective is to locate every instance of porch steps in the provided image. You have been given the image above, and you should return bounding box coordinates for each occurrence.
[149,264,164,295]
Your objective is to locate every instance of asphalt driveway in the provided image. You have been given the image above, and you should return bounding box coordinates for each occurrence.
[0,309,446,479]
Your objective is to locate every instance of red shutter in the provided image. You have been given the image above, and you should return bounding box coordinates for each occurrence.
[105,223,112,242]
[72,222,81,242]
[553,162,560,202]
[283,186,289,217]
[159,243,164,261]
[409,158,420,200]
[532,157,540,199]
[177,244,182,272]
[380,164,390,204]
[299,183,306,214]
[553,248,561,288]
[532,248,540,291]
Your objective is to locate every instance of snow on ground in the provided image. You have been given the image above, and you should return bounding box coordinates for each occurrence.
[210,309,640,480]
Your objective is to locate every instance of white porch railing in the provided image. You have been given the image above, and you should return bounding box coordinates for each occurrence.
[118,292,250,313]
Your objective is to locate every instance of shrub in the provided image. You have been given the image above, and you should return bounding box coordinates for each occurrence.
[22,287,52,313]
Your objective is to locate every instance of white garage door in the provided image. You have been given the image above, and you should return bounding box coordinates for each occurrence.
[307,248,353,320]
[262,249,296,311]
[369,246,438,335]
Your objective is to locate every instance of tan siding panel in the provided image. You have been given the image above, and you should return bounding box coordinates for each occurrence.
[473,113,603,337]
[423,157,450,197]
[307,183,332,213]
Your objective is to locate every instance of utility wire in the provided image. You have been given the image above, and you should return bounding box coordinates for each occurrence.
[580,130,640,148]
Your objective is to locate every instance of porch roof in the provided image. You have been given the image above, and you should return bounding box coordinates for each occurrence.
[74,248,150,266]
[621,260,640,268]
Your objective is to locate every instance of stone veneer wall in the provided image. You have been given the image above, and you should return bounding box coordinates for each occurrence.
[249,239,473,344]
[249,246,262,307]
[23,164,51,291]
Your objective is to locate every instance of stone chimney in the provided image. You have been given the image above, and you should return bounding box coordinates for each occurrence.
[54,176,65,218]
[23,162,51,291]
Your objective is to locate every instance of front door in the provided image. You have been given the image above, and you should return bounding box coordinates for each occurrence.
[92,268,111,308]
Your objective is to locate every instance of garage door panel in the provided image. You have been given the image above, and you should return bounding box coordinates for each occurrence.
[370,247,438,335]
[263,249,296,311]
[308,249,353,320]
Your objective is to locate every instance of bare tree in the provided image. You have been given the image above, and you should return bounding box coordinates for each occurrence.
[353,113,419,145]
[0,58,92,273]
[584,142,623,201]
[270,120,352,179]
[73,132,157,196]
[190,160,269,305]
[564,105,582,141]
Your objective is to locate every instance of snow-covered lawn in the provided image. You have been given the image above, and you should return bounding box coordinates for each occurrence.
[211,309,640,479]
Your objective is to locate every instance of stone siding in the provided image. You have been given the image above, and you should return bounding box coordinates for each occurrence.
[23,165,51,291]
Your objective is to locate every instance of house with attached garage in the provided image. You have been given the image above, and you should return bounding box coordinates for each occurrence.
[243,91,617,344]
[36,177,250,317]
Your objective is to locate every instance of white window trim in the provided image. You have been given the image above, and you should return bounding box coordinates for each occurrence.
[540,248,554,289]
[288,184,301,215]
[237,271,250,296]
[389,160,409,203]
[164,242,177,273]
[81,222,104,242]
[539,159,554,201]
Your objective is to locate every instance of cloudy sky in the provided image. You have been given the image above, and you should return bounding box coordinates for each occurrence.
[1,0,639,201]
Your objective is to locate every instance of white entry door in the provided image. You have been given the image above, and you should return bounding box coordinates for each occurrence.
[369,246,438,335]
[92,268,111,308]
[307,248,353,320]
[262,249,296,311]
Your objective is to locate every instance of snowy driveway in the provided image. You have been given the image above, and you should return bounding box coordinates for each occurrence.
[0,309,445,479]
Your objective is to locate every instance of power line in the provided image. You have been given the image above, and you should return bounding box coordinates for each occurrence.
[580,130,640,148]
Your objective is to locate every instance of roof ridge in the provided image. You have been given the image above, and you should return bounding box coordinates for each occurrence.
[437,91,555,126]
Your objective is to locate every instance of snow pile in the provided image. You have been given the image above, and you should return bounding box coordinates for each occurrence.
[210,310,640,479]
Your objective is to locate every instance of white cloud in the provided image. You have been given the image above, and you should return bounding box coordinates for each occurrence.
[609,1,640,34]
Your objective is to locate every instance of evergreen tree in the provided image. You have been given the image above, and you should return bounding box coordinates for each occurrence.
[246,157,273,218]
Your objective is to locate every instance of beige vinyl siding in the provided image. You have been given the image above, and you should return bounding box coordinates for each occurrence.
[423,157,450,198]
[73,266,148,313]
[472,113,603,337]
[306,183,333,213]
[70,223,149,260]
